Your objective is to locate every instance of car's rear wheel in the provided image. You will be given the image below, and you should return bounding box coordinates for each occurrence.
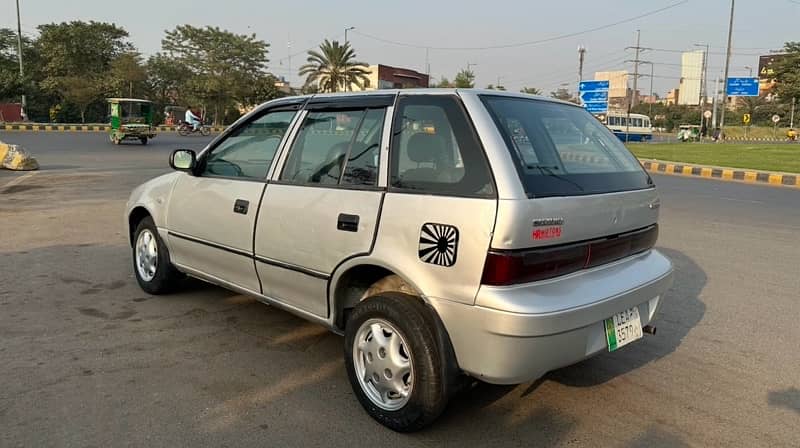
[344,293,453,432]
[139,137,148,145]
[133,216,181,294]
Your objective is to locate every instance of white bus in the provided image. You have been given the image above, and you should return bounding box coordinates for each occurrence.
[603,112,653,142]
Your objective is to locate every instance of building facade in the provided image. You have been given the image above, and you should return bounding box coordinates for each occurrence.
[353,64,430,91]
[678,50,704,106]
[594,70,629,110]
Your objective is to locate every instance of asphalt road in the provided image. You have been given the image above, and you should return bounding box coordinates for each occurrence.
[1,132,798,447]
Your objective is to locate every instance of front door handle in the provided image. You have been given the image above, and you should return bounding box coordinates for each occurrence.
[337,213,360,232]
[233,199,249,215]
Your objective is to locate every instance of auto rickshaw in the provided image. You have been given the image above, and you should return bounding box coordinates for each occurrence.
[676,124,701,142]
[108,98,156,145]
[163,105,187,126]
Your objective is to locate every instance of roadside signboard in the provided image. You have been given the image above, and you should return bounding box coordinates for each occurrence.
[726,77,760,96]
[772,114,780,123]
[578,80,609,114]
[743,113,751,124]
[704,110,712,119]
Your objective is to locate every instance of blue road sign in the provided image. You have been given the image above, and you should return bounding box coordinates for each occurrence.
[580,90,609,103]
[578,80,610,92]
[726,77,759,96]
[584,102,608,114]
[579,80,609,114]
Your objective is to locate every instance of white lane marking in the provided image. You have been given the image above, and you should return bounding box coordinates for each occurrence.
[719,196,766,204]
[1,171,38,189]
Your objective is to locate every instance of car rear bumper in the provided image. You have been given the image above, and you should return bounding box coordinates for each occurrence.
[428,249,673,384]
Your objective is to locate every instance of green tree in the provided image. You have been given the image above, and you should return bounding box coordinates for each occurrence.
[146,53,191,106]
[110,52,147,98]
[35,21,133,122]
[771,42,800,102]
[299,39,370,93]
[520,86,542,95]
[550,88,574,102]
[435,77,453,88]
[454,69,475,88]
[161,25,272,124]
[486,84,506,91]
[59,76,103,123]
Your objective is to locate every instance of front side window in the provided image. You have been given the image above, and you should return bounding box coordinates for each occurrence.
[481,96,651,197]
[390,95,494,197]
[280,108,385,186]
[201,110,297,179]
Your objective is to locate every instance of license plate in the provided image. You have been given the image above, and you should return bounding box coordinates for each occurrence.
[604,307,643,352]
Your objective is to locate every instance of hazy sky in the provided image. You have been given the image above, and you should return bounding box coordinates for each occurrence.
[1,0,796,96]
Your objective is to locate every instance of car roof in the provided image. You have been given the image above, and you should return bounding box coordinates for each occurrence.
[255,89,580,112]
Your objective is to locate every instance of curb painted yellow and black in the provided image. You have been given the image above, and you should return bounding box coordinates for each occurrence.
[0,123,226,133]
[639,159,800,188]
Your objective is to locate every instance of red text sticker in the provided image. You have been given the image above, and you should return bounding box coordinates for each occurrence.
[532,226,562,240]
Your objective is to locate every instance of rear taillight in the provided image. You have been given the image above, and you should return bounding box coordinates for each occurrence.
[481,225,658,286]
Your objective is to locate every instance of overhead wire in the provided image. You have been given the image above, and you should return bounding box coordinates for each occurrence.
[352,0,689,51]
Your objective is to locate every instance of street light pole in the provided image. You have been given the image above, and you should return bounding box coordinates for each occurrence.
[694,43,709,138]
[344,26,355,91]
[16,0,26,118]
[744,65,753,77]
[719,0,735,133]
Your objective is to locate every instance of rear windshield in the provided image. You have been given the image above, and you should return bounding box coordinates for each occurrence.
[480,96,652,197]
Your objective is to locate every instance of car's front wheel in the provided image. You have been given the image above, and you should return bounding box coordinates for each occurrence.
[133,216,181,294]
[344,293,453,432]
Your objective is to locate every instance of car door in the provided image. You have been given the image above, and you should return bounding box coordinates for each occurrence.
[166,102,302,293]
[254,95,394,318]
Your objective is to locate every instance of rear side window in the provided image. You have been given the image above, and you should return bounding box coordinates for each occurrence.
[481,96,652,197]
[281,108,385,186]
[390,95,494,197]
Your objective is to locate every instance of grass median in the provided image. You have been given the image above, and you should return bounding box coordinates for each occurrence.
[626,143,800,174]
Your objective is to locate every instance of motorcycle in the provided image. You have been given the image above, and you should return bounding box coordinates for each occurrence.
[177,121,211,137]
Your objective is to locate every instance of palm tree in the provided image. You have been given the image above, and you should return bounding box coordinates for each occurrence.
[299,39,370,92]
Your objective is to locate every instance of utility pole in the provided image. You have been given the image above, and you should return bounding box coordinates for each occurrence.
[577,45,586,87]
[425,47,430,85]
[631,30,641,108]
[791,97,796,129]
[287,33,292,85]
[16,0,26,118]
[344,26,355,91]
[719,0,735,132]
[712,76,720,129]
[694,43,709,138]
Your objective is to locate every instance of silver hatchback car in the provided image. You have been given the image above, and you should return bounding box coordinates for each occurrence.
[126,89,673,431]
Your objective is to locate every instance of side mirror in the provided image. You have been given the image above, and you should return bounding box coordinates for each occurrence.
[170,149,196,173]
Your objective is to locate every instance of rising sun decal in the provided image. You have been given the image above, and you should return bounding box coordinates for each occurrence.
[418,223,459,267]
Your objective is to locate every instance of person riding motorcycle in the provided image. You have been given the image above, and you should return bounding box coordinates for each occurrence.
[184,107,201,132]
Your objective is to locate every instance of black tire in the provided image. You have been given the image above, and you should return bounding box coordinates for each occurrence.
[344,293,455,432]
[132,216,182,294]
[140,137,148,145]
[178,126,190,136]
[200,126,211,136]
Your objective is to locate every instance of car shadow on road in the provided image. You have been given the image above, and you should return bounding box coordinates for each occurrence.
[767,387,800,415]
[427,247,707,433]
[546,247,706,387]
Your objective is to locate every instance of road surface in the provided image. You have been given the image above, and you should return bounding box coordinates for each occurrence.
[1,132,798,447]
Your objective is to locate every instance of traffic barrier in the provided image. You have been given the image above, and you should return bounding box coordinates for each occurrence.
[0,141,39,171]
[0,123,226,133]
[639,159,799,188]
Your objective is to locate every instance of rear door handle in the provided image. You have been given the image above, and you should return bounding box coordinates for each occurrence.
[337,213,359,232]
[233,199,249,215]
